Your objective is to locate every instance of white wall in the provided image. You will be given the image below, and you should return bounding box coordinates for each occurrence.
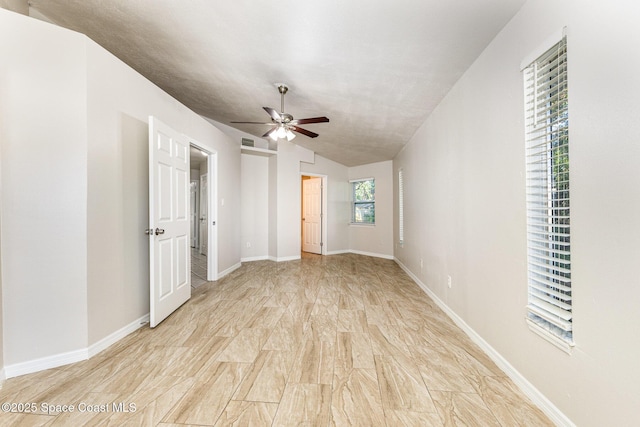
[348,160,394,258]
[393,1,640,425]
[241,154,269,260]
[0,9,89,366]
[0,9,241,370]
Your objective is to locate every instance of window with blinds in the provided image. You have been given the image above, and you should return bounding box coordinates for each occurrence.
[398,169,404,243]
[523,35,573,348]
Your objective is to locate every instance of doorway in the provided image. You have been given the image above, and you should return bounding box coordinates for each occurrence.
[301,174,327,255]
[190,145,209,288]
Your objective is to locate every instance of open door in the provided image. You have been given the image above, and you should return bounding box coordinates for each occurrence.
[148,116,191,328]
[302,176,322,254]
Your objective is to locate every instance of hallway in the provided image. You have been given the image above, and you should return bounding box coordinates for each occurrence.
[191,248,208,289]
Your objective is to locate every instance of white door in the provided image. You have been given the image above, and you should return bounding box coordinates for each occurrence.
[190,180,199,248]
[199,173,208,256]
[302,177,322,254]
[148,116,191,328]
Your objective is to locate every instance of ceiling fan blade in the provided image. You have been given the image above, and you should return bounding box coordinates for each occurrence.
[262,127,278,138]
[230,121,272,124]
[290,116,330,125]
[291,126,319,138]
[263,107,281,121]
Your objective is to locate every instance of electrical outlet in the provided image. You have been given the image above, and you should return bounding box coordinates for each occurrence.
[447,275,452,288]
[246,242,251,248]
[420,259,423,270]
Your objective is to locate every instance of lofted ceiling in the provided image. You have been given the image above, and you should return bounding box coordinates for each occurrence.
[26,0,525,167]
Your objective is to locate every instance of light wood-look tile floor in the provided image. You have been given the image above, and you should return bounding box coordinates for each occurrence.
[0,253,553,426]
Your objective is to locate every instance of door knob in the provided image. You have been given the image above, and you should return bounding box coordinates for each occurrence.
[155,228,165,235]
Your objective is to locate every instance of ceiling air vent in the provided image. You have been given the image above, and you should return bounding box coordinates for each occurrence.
[241,138,254,147]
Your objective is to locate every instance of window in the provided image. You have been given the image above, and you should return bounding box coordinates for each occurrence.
[351,178,375,224]
[398,169,404,243]
[523,35,573,349]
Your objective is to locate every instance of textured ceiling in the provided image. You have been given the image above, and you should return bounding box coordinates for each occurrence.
[27,0,525,166]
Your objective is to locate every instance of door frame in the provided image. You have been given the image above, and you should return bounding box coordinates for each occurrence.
[300,173,328,255]
[190,179,200,249]
[191,140,218,281]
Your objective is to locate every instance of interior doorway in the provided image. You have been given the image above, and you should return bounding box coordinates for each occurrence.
[301,174,327,255]
[190,145,209,288]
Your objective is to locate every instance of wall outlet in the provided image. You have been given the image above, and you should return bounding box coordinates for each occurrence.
[447,275,452,288]
[246,242,251,248]
[420,258,423,270]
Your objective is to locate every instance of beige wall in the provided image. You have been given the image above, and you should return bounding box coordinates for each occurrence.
[0,9,241,371]
[393,1,640,425]
[84,21,240,346]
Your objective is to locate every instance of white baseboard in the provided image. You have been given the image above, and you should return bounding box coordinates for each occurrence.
[4,313,149,379]
[242,250,393,261]
[218,262,241,279]
[394,258,574,427]
[88,313,149,358]
[241,255,269,262]
[348,249,394,260]
[326,250,350,256]
[4,348,89,379]
[275,255,301,262]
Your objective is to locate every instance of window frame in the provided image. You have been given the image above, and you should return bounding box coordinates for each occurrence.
[350,178,375,225]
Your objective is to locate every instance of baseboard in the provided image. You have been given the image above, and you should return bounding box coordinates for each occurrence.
[241,255,269,262]
[218,261,242,279]
[4,313,151,379]
[243,250,393,261]
[394,258,575,427]
[0,367,6,388]
[88,313,149,358]
[275,255,301,262]
[325,250,350,256]
[4,348,89,379]
[348,249,394,260]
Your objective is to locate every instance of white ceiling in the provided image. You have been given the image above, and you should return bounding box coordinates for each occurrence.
[27,0,525,167]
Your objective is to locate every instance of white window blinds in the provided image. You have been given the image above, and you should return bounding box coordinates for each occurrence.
[523,36,573,346]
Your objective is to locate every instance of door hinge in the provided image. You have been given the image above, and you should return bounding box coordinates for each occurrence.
[320,242,323,247]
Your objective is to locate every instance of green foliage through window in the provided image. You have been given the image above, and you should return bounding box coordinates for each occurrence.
[352,179,375,224]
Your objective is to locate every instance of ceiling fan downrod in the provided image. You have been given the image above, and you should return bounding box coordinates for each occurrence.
[278,84,288,114]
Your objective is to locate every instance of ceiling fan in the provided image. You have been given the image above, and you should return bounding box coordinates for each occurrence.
[231,84,329,141]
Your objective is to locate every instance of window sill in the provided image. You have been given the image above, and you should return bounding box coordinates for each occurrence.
[349,223,375,227]
[526,318,574,354]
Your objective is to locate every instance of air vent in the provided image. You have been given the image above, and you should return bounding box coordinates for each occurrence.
[241,138,254,147]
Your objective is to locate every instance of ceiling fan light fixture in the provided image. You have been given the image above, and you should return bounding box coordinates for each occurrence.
[231,83,329,140]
